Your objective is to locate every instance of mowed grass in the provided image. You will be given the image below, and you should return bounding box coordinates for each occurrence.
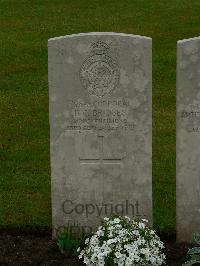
[0,0,200,232]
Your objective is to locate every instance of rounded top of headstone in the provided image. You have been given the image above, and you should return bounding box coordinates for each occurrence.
[48,32,152,43]
[177,36,200,44]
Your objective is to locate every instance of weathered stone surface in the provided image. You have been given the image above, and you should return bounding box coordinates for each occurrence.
[48,32,152,236]
[177,37,200,243]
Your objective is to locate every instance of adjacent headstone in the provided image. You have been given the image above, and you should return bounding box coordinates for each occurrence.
[48,32,152,237]
[177,36,200,242]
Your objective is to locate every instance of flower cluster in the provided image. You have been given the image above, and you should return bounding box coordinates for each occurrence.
[77,216,165,265]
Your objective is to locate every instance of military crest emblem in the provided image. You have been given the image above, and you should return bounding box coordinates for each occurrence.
[80,41,119,97]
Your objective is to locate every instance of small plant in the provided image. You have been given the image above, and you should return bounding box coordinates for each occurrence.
[183,233,200,266]
[77,215,165,265]
[57,229,80,257]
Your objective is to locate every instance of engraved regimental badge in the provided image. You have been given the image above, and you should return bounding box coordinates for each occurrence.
[80,41,120,98]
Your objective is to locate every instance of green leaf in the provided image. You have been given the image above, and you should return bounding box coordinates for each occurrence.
[193,233,200,245]
[187,247,200,255]
[190,254,200,261]
[182,260,199,266]
[57,230,79,255]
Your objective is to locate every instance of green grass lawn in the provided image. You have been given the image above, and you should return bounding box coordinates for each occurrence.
[0,0,200,233]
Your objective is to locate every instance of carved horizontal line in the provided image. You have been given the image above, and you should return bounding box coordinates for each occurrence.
[103,158,123,161]
[79,158,100,161]
[79,158,123,161]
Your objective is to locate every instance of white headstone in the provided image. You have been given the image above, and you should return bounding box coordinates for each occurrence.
[177,36,200,242]
[48,33,152,237]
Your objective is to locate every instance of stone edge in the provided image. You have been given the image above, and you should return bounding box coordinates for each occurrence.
[177,36,200,44]
[48,32,152,43]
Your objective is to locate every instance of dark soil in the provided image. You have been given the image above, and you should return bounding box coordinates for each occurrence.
[0,229,195,266]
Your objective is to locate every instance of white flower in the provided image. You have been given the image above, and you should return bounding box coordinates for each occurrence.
[139,222,145,229]
[84,238,89,244]
[113,218,120,224]
[78,253,82,259]
[115,251,123,258]
[124,215,131,221]
[77,215,165,266]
